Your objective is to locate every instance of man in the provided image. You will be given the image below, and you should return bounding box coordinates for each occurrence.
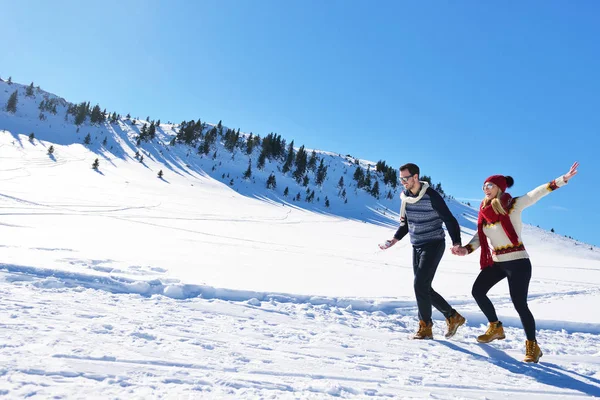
[380,163,465,339]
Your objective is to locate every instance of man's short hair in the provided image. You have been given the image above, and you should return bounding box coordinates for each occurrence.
[400,163,420,176]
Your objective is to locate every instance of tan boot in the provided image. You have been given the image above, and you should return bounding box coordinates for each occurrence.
[524,340,543,363]
[413,320,433,340]
[445,311,466,339]
[477,321,506,343]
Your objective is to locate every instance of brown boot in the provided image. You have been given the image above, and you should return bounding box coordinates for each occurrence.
[413,320,433,340]
[445,311,466,339]
[524,340,543,363]
[477,321,506,343]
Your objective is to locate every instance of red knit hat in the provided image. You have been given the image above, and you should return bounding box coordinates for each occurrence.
[484,175,508,192]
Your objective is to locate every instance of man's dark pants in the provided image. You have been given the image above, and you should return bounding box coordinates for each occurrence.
[413,239,454,324]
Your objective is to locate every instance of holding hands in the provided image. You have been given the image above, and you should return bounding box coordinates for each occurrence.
[451,246,468,256]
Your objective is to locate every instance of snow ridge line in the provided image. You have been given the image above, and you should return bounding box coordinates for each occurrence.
[0,263,411,311]
[3,263,600,335]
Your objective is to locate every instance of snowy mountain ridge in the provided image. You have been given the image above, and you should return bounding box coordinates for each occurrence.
[1,78,595,245]
[2,78,407,225]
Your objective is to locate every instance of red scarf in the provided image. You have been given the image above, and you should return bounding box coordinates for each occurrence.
[477,193,519,269]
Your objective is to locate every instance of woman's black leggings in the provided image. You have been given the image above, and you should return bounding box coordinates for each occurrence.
[471,258,536,341]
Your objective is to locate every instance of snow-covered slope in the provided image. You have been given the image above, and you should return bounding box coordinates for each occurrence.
[1,79,599,399]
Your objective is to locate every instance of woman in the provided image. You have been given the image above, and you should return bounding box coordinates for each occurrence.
[452,162,579,363]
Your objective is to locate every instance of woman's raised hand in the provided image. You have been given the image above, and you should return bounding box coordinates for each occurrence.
[563,162,579,183]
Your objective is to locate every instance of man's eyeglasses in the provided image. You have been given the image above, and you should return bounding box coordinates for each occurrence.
[400,175,414,183]
[482,183,495,191]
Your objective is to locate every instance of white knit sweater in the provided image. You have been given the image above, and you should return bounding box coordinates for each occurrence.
[466,175,567,263]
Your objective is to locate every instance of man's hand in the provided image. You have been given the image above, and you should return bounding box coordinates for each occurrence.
[451,246,468,256]
[379,238,398,250]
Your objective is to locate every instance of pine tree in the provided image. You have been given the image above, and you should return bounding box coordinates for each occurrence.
[84,133,91,145]
[25,82,34,97]
[364,165,372,189]
[243,159,252,179]
[47,145,54,155]
[75,102,87,125]
[5,90,18,113]
[302,175,309,187]
[434,182,445,197]
[224,128,237,152]
[338,176,344,188]
[293,145,308,182]
[315,159,328,186]
[92,158,99,170]
[157,119,161,127]
[385,168,398,189]
[283,187,289,196]
[199,140,210,155]
[325,197,330,208]
[92,106,101,122]
[217,120,223,136]
[266,174,277,189]
[253,135,261,150]
[246,133,254,155]
[148,122,156,140]
[282,140,295,173]
[139,124,148,141]
[28,132,35,142]
[308,150,317,172]
[102,137,107,146]
[353,167,365,188]
[257,151,266,170]
[158,170,163,178]
[371,181,380,198]
[259,133,285,160]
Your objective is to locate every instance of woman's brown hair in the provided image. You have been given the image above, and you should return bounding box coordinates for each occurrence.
[482,190,507,215]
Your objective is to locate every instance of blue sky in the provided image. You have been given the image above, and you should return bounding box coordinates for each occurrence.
[2,0,599,246]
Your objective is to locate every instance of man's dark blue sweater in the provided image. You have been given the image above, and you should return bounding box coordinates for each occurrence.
[394,187,462,247]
